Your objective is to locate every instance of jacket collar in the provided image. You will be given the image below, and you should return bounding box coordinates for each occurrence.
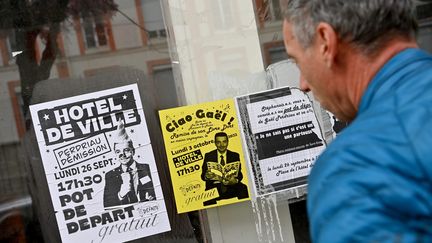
[358,48,430,114]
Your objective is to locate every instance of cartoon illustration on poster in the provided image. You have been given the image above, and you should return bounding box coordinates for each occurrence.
[159,99,250,213]
[236,87,326,197]
[30,84,170,243]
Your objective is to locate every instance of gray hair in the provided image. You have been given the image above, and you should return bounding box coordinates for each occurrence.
[280,0,418,54]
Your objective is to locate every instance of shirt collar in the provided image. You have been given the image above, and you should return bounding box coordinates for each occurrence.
[122,160,136,172]
[217,151,227,157]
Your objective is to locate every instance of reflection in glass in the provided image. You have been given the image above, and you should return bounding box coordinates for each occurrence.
[0,1,206,242]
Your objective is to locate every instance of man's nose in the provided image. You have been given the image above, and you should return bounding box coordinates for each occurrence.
[299,74,311,92]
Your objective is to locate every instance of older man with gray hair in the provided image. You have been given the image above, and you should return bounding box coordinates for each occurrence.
[280,0,432,242]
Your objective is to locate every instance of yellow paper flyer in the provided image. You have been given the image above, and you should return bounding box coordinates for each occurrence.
[159,99,250,213]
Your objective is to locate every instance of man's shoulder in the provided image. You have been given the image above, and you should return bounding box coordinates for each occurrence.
[227,150,240,157]
[205,149,218,156]
[336,107,405,146]
[315,114,411,174]
[363,48,432,113]
[135,161,150,170]
[106,166,122,177]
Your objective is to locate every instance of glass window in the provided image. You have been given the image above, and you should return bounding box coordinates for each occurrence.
[152,64,178,109]
[82,14,108,49]
[418,22,432,54]
[269,0,282,21]
[142,0,166,39]
[257,0,283,25]
[0,1,207,242]
[416,2,432,54]
[268,46,288,63]
[6,30,18,64]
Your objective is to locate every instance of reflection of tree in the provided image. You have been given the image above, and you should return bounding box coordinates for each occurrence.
[0,0,117,118]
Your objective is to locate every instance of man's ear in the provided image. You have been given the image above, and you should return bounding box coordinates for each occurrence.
[315,22,338,68]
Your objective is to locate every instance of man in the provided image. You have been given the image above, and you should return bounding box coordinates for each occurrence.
[104,124,156,208]
[201,132,248,206]
[280,0,432,242]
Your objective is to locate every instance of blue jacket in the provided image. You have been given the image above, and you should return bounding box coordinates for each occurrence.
[308,49,432,243]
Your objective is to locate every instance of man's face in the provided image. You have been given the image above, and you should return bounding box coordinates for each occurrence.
[282,20,344,120]
[114,142,134,165]
[215,136,228,153]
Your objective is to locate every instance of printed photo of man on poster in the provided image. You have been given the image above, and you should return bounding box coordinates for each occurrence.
[30,84,171,242]
[201,132,248,206]
[159,99,251,213]
[104,122,156,208]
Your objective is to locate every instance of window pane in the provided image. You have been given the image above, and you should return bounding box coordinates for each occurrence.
[418,24,432,54]
[271,0,282,21]
[83,16,97,48]
[95,15,108,46]
[153,67,178,109]
[142,0,165,31]
[0,1,208,242]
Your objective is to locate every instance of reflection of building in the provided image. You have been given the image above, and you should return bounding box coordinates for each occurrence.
[0,0,172,146]
[0,0,286,147]
[0,1,178,223]
[256,0,288,66]
[0,1,190,242]
[2,0,432,146]
[417,1,432,54]
[0,1,287,241]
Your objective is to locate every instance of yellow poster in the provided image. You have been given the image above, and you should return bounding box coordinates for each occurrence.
[159,99,250,213]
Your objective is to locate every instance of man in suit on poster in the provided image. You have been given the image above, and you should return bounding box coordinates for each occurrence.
[104,122,156,208]
[201,132,249,206]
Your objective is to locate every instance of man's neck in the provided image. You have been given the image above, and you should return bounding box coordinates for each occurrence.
[122,160,135,171]
[336,37,418,121]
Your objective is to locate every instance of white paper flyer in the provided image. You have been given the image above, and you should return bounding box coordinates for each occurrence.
[236,87,326,197]
[30,84,170,243]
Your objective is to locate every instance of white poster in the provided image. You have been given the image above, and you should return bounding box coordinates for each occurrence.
[236,87,326,197]
[30,84,170,243]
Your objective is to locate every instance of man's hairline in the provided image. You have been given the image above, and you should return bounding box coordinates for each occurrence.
[284,16,416,58]
[113,141,135,153]
[214,132,229,141]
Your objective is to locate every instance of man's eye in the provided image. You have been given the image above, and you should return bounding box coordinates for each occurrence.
[124,148,131,153]
[115,150,121,153]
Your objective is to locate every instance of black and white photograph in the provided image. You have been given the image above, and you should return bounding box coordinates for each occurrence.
[103,121,156,208]
[30,84,170,243]
[200,132,249,206]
